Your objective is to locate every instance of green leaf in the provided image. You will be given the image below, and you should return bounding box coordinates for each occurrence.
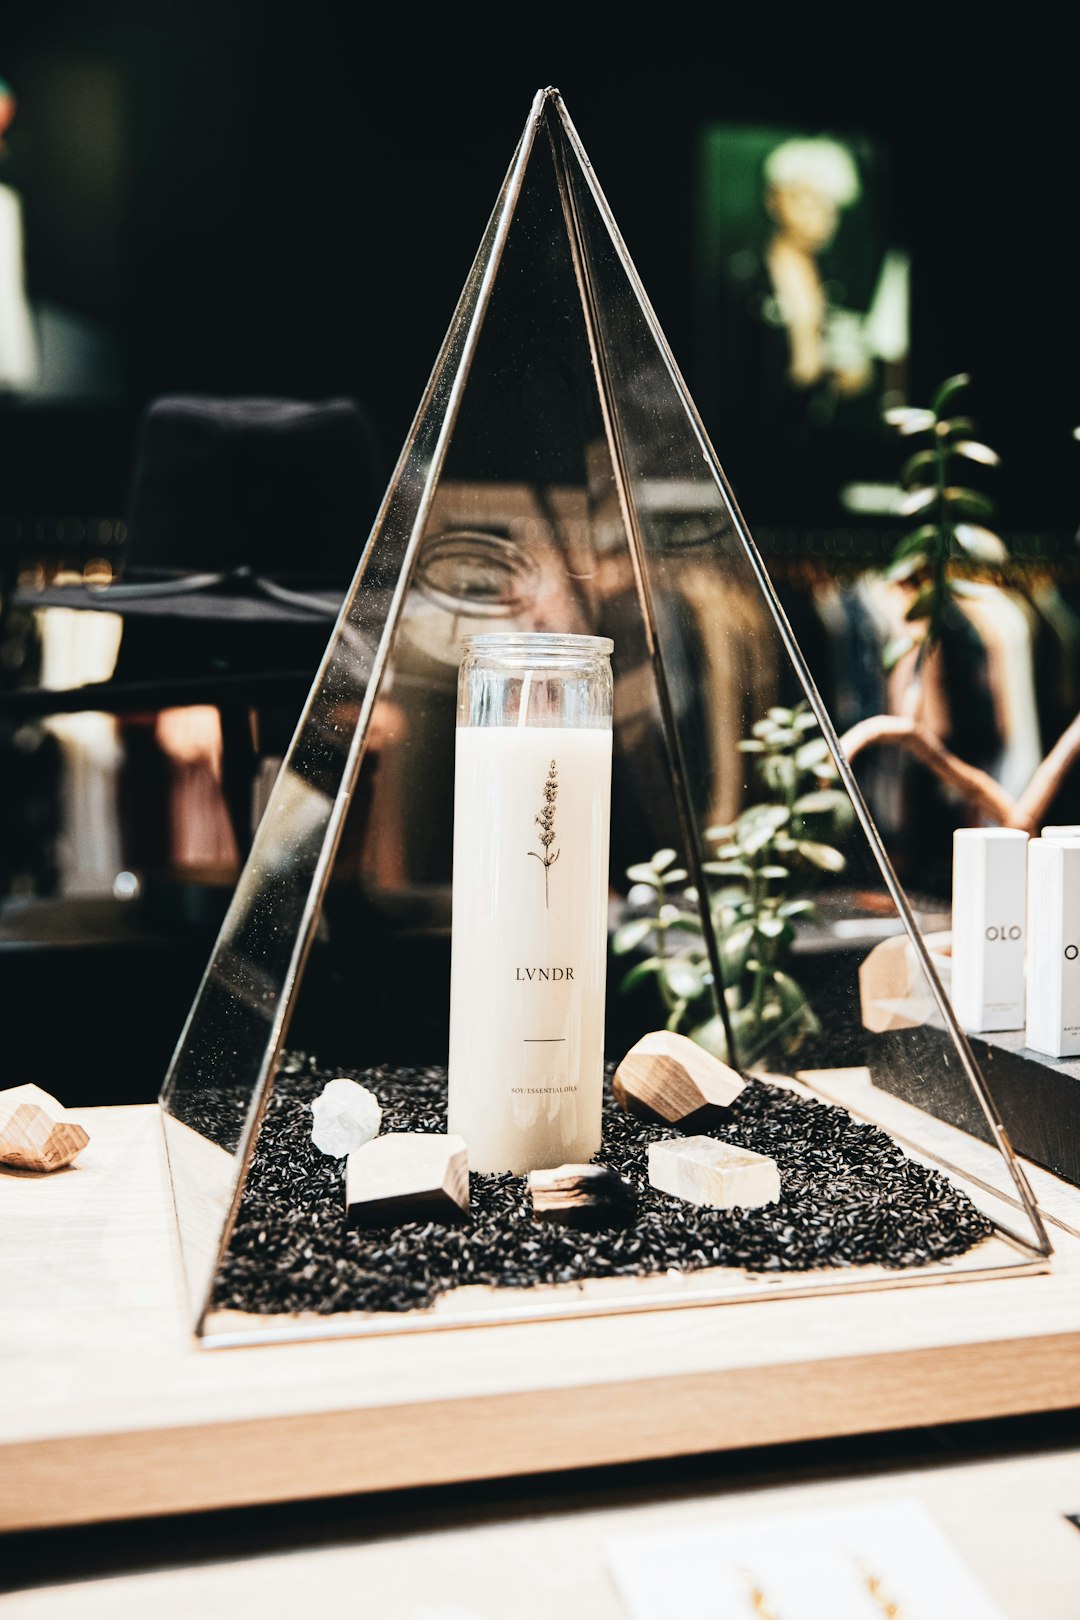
[766,706,794,723]
[736,738,765,753]
[661,959,706,1000]
[884,551,928,583]
[796,840,847,872]
[904,585,938,621]
[619,956,660,993]
[793,789,851,817]
[771,969,809,1016]
[794,736,831,770]
[951,523,1008,564]
[720,921,754,974]
[650,848,677,872]
[704,825,733,842]
[612,917,653,955]
[757,864,791,881]
[702,860,751,878]
[719,917,754,946]
[711,883,752,911]
[761,756,796,795]
[901,448,938,486]
[897,486,937,518]
[689,1016,730,1063]
[737,803,791,836]
[625,863,660,885]
[882,633,916,670]
[740,828,786,860]
[751,718,777,738]
[665,913,703,934]
[883,405,935,434]
[951,439,1000,467]
[663,869,689,885]
[892,523,941,561]
[778,898,819,919]
[936,415,976,440]
[944,486,995,520]
[793,709,820,732]
[930,373,971,415]
[666,998,689,1034]
[757,914,788,940]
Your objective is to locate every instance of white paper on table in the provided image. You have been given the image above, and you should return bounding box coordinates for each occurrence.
[605,1496,1008,1620]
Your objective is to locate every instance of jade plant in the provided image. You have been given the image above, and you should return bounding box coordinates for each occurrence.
[838,372,1079,831]
[613,701,853,1068]
[879,372,1006,673]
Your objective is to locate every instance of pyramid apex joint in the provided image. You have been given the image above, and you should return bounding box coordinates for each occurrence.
[532,85,562,115]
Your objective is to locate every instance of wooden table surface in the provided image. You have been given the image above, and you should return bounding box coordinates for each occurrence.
[5,1426,1080,1616]
[2,1102,1080,1533]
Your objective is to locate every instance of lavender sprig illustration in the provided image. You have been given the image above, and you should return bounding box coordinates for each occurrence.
[528,758,560,908]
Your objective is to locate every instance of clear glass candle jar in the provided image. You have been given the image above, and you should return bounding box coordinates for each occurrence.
[447,632,614,1173]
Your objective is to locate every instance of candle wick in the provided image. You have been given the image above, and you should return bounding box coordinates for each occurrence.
[518,670,532,727]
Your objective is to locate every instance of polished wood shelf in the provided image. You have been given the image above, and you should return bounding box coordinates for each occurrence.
[2,1102,1079,1532]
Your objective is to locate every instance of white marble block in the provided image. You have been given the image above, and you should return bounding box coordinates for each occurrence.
[647,1135,780,1210]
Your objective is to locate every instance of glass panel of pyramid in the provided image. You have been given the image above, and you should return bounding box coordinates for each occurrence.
[160,87,1050,1346]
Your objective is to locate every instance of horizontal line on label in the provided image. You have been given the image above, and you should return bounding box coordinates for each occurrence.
[523,1038,566,1043]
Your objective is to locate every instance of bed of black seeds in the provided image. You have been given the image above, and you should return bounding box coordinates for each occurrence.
[210,1052,995,1317]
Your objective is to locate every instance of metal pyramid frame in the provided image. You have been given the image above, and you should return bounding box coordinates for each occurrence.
[160,88,1050,1346]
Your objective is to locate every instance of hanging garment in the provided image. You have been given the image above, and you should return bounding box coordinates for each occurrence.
[153,706,239,871]
[35,605,125,895]
[955,586,1043,800]
[676,564,781,828]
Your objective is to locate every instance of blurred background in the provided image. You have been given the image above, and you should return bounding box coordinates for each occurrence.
[2,8,1076,1102]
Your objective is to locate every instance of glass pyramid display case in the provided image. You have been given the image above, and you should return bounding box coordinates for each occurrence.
[160,87,1050,1347]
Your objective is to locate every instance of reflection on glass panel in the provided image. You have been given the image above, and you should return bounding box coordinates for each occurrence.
[161,88,1049,1344]
[561,112,1040,1170]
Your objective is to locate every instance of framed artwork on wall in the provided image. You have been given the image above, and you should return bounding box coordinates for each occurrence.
[695,122,910,527]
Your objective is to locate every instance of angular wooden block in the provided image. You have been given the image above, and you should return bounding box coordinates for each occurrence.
[0,1084,90,1173]
[345,1132,469,1227]
[648,1135,780,1210]
[528,1162,635,1229]
[613,1031,745,1132]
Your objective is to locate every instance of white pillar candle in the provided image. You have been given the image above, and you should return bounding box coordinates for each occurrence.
[448,721,613,1173]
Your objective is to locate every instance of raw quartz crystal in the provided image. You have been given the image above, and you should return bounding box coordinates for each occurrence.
[310,1077,382,1157]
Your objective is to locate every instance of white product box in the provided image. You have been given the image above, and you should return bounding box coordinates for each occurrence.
[951,828,1028,1032]
[1025,837,1080,1058]
[1041,825,1080,838]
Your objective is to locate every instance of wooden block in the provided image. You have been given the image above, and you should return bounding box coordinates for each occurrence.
[528,1163,635,1229]
[613,1031,745,1132]
[648,1135,780,1210]
[0,1085,90,1173]
[345,1132,469,1227]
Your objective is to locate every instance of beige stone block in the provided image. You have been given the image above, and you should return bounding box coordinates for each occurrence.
[647,1134,780,1210]
[345,1132,469,1226]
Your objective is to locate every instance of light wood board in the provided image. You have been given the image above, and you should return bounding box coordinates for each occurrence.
[2,1103,1080,1531]
[6,1445,1080,1618]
